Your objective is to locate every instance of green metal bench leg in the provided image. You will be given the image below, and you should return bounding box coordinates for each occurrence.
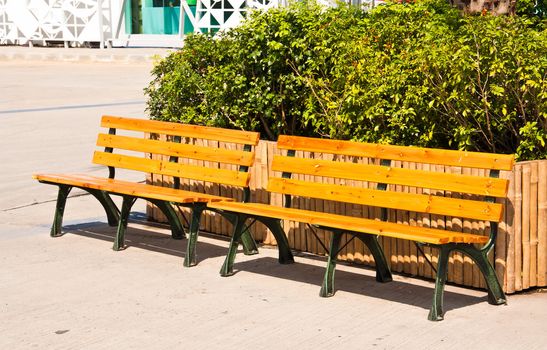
[259,217,294,265]
[85,189,120,226]
[183,204,205,267]
[320,232,343,297]
[150,200,185,240]
[358,235,392,283]
[223,212,258,256]
[50,185,72,237]
[240,230,259,256]
[113,196,136,251]
[464,247,507,306]
[428,245,451,321]
[220,215,247,277]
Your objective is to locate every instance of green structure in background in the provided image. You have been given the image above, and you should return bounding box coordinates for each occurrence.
[125,0,196,35]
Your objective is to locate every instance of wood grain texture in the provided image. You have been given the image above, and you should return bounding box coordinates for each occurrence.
[522,165,531,289]
[208,201,489,245]
[277,135,514,170]
[97,133,255,166]
[102,115,260,145]
[514,164,523,292]
[272,155,509,197]
[34,173,231,204]
[506,166,516,293]
[538,161,547,286]
[93,151,250,187]
[530,162,538,287]
[267,177,503,222]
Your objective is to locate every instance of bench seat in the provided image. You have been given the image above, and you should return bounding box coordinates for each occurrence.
[35,174,231,204]
[208,201,488,245]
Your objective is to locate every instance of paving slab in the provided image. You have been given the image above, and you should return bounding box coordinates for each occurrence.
[1,55,546,350]
[0,45,173,64]
[2,203,547,349]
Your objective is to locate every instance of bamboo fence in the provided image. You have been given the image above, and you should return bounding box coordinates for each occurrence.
[147,140,547,294]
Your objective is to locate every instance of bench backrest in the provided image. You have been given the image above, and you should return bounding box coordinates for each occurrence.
[270,135,515,223]
[94,116,260,190]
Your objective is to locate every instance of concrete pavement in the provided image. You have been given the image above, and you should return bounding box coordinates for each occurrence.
[0,45,172,64]
[1,50,546,349]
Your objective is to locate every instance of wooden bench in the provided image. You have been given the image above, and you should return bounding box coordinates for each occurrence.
[33,116,269,264]
[208,135,514,321]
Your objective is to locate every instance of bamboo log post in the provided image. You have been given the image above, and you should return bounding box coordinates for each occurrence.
[255,140,269,242]
[300,152,309,253]
[452,166,464,285]
[353,175,366,262]
[389,207,398,271]
[367,158,378,266]
[420,162,431,278]
[263,141,276,245]
[302,151,312,254]
[316,152,327,256]
[219,142,230,236]
[506,165,516,293]
[315,154,329,255]
[194,138,206,231]
[475,167,486,289]
[462,167,474,287]
[495,169,510,292]
[380,178,392,270]
[145,132,154,221]
[416,163,426,278]
[155,134,168,223]
[281,146,292,246]
[344,155,355,262]
[514,164,523,291]
[410,162,420,276]
[445,166,455,284]
[538,161,547,286]
[402,161,412,275]
[529,162,538,287]
[201,139,210,232]
[150,134,162,222]
[395,161,405,274]
[431,164,444,281]
[522,164,531,289]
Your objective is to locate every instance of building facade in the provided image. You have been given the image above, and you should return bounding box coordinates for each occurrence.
[0,0,373,48]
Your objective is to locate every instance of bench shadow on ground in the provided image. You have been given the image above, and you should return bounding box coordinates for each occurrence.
[63,212,229,261]
[232,256,487,313]
[63,212,486,314]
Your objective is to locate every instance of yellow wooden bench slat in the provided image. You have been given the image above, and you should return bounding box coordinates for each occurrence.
[34,174,232,204]
[97,133,255,167]
[101,115,260,145]
[267,177,503,222]
[93,151,251,187]
[277,135,515,171]
[208,201,488,245]
[272,155,509,197]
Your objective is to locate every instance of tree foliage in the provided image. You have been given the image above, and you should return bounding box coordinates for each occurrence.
[145,0,547,160]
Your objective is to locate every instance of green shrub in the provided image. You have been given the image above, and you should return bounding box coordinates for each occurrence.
[516,0,546,19]
[145,0,547,160]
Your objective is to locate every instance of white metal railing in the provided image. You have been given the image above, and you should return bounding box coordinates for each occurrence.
[0,0,112,47]
[181,0,281,35]
[1,0,379,47]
